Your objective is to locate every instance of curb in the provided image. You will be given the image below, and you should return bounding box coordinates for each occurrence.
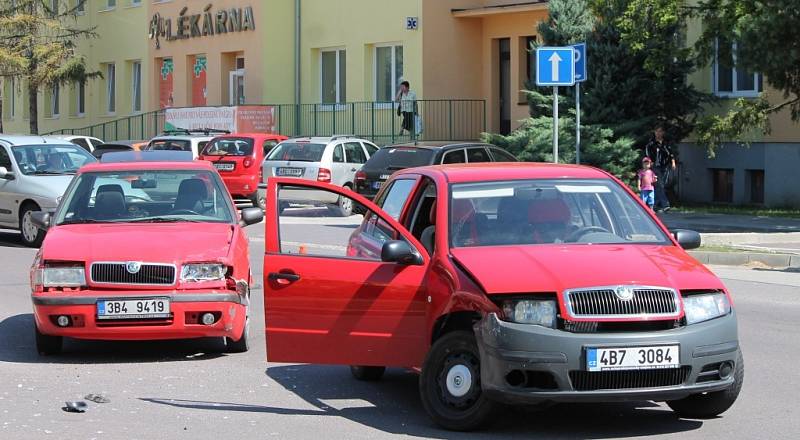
[688,251,800,268]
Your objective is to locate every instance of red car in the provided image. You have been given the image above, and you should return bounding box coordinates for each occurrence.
[199,133,288,210]
[28,152,264,355]
[263,163,742,431]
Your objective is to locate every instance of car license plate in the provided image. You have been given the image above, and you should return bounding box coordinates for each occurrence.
[277,167,303,177]
[372,180,384,190]
[97,298,170,320]
[213,162,235,171]
[587,345,679,371]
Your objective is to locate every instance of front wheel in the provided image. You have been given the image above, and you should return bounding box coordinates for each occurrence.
[419,331,496,431]
[225,311,250,353]
[20,204,45,248]
[667,352,744,418]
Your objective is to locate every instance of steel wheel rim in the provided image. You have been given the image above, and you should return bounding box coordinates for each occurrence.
[340,196,352,214]
[22,211,38,243]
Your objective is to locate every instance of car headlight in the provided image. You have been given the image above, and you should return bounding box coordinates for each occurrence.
[38,266,86,287]
[500,298,557,328]
[181,263,226,282]
[683,292,731,325]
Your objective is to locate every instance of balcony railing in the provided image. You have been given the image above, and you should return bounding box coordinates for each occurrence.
[45,100,487,145]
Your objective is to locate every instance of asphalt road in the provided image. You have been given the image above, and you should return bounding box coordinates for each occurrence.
[1,220,799,440]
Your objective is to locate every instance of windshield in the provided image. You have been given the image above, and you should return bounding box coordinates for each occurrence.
[266,142,326,162]
[449,179,670,247]
[147,139,192,152]
[364,147,434,170]
[55,170,234,225]
[11,144,96,175]
[203,137,254,156]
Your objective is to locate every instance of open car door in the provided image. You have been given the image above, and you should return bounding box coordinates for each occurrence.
[263,177,430,368]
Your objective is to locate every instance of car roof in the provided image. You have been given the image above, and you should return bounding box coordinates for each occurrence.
[385,141,493,150]
[100,151,194,163]
[150,135,214,141]
[80,160,216,173]
[0,135,81,146]
[284,135,371,144]
[213,133,288,139]
[401,162,612,183]
[48,135,101,140]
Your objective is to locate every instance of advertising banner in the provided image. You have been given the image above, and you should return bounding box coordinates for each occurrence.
[159,58,174,109]
[191,55,207,106]
[236,106,277,133]
[164,106,279,133]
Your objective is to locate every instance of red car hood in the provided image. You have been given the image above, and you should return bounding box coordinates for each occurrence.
[41,223,235,265]
[450,244,725,294]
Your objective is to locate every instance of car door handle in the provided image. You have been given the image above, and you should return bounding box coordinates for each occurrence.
[268,272,301,282]
[350,168,357,172]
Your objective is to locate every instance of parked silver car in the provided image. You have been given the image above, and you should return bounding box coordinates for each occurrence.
[262,135,379,216]
[0,136,97,246]
[49,135,104,153]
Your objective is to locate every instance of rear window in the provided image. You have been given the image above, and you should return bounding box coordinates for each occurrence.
[203,137,255,156]
[363,147,434,170]
[266,142,326,162]
[147,139,191,152]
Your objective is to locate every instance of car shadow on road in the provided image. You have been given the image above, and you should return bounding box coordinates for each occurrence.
[0,313,227,364]
[0,230,28,249]
[140,364,704,439]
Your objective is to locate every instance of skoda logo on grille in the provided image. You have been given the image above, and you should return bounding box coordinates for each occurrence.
[615,286,635,301]
[125,261,142,274]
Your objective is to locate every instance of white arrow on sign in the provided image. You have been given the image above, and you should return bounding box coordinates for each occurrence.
[549,52,562,81]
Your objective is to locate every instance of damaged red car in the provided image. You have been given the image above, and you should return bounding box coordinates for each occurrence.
[29,152,263,355]
[263,163,742,431]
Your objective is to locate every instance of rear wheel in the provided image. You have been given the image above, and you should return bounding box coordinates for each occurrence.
[250,189,266,211]
[667,352,744,418]
[350,366,386,381]
[419,331,496,431]
[20,203,45,248]
[35,324,62,356]
[328,189,354,217]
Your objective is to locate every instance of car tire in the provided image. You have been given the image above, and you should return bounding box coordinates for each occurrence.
[35,324,62,356]
[250,189,266,211]
[225,314,250,353]
[329,193,353,217]
[19,203,45,248]
[419,331,496,431]
[667,351,744,418]
[350,366,386,381]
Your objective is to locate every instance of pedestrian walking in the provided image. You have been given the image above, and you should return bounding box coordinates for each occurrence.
[638,157,656,210]
[644,125,676,212]
[396,80,417,138]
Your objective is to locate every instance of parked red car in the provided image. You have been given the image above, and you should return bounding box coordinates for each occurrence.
[263,163,742,431]
[199,133,288,209]
[29,152,263,355]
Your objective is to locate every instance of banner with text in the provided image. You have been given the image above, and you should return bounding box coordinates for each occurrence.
[164,106,278,133]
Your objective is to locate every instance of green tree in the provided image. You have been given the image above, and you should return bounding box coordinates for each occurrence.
[0,0,98,134]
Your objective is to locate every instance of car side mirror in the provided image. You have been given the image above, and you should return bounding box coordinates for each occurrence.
[673,229,701,250]
[31,211,51,231]
[381,240,423,265]
[239,207,264,227]
[0,166,14,180]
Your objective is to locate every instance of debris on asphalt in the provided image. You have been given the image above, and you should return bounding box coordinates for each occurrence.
[84,394,110,404]
[62,401,88,413]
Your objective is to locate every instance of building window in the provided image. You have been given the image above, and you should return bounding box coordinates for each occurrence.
[132,61,142,112]
[6,78,15,119]
[321,49,346,104]
[375,45,403,102]
[76,80,85,116]
[49,0,58,15]
[130,0,141,6]
[106,0,116,9]
[711,168,734,203]
[714,40,762,98]
[50,84,60,117]
[106,63,116,114]
[75,0,85,14]
[747,169,764,205]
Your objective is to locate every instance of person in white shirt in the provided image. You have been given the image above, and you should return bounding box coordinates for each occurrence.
[396,80,417,137]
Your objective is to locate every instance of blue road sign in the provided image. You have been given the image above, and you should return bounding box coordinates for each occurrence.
[536,46,575,86]
[573,43,587,82]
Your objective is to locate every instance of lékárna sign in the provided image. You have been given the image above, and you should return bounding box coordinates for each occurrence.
[149,4,255,49]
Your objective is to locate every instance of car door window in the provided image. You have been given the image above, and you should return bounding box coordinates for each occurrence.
[344,142,366,164]
[376,179,416,220]
[441,149,466,164]
[362,142,379,157]
[466,147,491,163]
[263,140,278,157]
[90,139,104,148]
[72,138,92,152]
[332,145,344,163]
[490,147,517,162]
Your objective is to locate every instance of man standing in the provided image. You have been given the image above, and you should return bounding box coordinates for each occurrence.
[644,125,676,212]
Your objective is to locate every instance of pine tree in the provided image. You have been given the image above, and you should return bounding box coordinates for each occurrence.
[0,0,99,134]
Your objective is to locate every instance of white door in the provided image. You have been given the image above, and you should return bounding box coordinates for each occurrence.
[0,146,18,226]
[229,70,245,105]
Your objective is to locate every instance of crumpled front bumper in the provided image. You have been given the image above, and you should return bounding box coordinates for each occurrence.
[474,312,740,404]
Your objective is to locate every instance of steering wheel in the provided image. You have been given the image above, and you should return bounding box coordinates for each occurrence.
[168,209,201,216]
[564,226,610,243]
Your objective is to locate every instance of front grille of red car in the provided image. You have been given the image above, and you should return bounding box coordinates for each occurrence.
[564,286,680,319]
[569,367,691,391]
[90,263,176,285]
[562,320,682,333]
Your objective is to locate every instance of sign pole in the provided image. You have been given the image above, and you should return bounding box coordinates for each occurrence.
[576,82,581,164]
[553,86,559,163]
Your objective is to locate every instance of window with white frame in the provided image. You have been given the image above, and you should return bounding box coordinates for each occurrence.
[321,49,346,104]
[106,63,116,113]
[713,39,762,97]
[50,84,60,117]
[375,45,403,102]
[9,78,15,118]
[132,61,142,112]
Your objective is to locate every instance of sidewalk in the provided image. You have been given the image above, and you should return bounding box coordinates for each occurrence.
[658,211,800,268]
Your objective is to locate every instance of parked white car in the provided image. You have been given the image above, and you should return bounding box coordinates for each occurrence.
[262,135,379,216]
[144,129,228,159]
[49,135,104,153]
[0,136,97,246]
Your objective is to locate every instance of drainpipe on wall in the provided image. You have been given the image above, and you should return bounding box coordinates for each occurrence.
[294,0,301,136]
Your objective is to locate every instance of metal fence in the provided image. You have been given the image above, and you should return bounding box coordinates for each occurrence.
[45,100,486,145]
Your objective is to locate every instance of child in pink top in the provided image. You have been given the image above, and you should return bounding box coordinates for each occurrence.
[638,157,657,209]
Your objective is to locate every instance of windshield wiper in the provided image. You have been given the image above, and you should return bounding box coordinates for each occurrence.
[57,219,116,225]
[126,217,202,223]
[30,170,69,175]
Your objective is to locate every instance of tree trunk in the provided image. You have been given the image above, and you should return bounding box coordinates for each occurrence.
[28,81,38,135]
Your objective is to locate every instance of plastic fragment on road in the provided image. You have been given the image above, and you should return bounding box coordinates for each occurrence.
[85,394,110,404]
[63,401,88,413]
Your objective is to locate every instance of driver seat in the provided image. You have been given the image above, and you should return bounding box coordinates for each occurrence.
[420,201,437,257]
[174,178,208,212]
[94,185,127,220]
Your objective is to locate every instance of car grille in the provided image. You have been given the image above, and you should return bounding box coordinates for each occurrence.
[564,286,680,319]
[90,263,176,285]
[563,320,682,333]
[569,367,691,391]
